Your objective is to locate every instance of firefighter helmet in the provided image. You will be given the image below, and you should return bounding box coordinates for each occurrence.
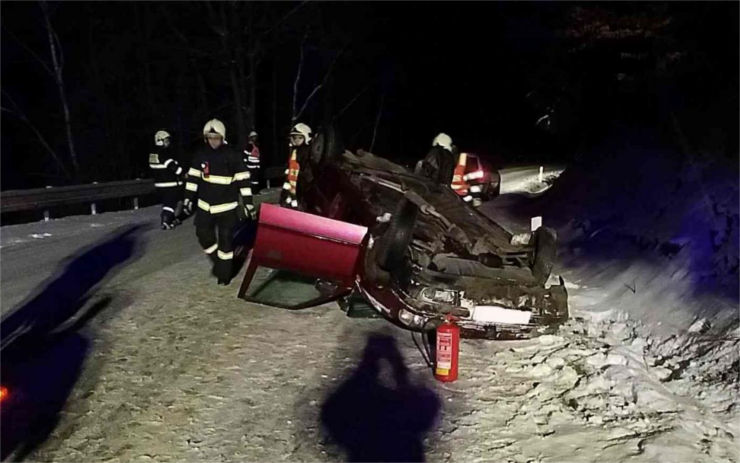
[203,119,226,140]
[290,123,312,144]
[154,130,171,147]
[432,133,452,151]
[249,130,258,138]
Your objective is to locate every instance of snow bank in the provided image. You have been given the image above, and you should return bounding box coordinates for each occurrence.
[493,128,740,337]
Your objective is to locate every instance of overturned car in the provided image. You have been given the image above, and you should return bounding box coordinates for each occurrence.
[240,130,568,339]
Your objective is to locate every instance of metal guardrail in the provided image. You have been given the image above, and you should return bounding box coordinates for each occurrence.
[0,179,156,214]
[1,168,288,214]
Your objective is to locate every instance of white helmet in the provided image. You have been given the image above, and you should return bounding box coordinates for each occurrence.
[154,130,171,147]
[432,133,452,151]
[290,123,312,144]
[248,130,258,138]
[203,119,226,140]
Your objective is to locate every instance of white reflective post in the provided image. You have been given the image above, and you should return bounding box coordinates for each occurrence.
[539,166,544,183]
[44,186,52,221]
[133,197,139,210]
[531,216,542,232]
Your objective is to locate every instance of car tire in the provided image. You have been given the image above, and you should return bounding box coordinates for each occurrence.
[311,125,343,165]
[375,198,418,272]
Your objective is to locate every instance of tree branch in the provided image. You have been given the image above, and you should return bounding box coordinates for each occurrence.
[2,92,71,178]
[295,84,321,121]
[261,1,310,39]
[52,27,64,69]
[370,93,385,152]
[334,85,371,120]
[294,43,347,121]
[1,25,53,76]
[40,0,79,176]
[291,31,308,121]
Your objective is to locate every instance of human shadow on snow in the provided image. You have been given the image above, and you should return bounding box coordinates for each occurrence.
[1,224,147,461]
[320,334,440,462]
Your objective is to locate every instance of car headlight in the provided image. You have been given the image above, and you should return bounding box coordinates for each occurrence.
[419,287,457,304]
[398,309,426,328]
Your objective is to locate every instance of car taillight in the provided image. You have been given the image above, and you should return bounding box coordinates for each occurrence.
[0,386,8,403]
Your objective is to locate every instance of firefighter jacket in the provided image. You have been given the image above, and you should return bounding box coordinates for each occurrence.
[185,143,254,216]
[422,145,457,186]
[149,145,184,188]
[281,144,310,208]
[244,142,261,171]
[451,152,472,202]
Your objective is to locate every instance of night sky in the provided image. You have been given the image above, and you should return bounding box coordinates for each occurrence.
[2,1,737,189]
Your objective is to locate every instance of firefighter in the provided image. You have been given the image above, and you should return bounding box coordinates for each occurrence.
[244,130,261,192]
[421,133,458,186]
[280,122,312,209]
[149,129,186,229]
[184,119,254,285]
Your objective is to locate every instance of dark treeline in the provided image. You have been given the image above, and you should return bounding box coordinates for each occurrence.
[1,2,737,190]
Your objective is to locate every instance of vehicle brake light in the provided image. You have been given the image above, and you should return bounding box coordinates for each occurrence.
[0,386,9,403]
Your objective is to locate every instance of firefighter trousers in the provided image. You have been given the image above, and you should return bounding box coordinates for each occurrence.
[195,210,238,282]
[158,186,182,229]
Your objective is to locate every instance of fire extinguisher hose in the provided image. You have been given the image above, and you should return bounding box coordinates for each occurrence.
[411,318,439,369]
[411,331,433,368]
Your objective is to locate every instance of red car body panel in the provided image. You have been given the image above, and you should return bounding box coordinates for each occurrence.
[252,203,367,286]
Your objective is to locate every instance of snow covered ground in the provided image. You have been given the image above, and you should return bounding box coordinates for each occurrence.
[1,167,738,461]
[498,165,566,196]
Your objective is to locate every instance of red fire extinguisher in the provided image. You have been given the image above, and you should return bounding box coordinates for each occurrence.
[434,315,460,382]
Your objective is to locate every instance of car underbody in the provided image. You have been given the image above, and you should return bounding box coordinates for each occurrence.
[243,136,569,339]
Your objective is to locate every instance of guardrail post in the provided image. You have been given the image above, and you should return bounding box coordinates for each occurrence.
[43,186,53,221]
[91,182,98,215]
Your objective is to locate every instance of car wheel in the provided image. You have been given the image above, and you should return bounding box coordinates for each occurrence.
[311,125,343,165]
[375,198,418,272]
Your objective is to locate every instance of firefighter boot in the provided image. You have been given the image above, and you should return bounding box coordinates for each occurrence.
[161,207,176,230]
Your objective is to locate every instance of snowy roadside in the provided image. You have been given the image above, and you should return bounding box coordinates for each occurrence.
[16,226,737,462]
[21,252,738,463]
[498,165,566,196]
[3,179,737,462]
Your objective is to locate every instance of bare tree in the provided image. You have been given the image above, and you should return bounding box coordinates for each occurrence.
[291,31,347,123]
[333,84,371,122]
[1,91,72,179]
[40,0,79,177]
